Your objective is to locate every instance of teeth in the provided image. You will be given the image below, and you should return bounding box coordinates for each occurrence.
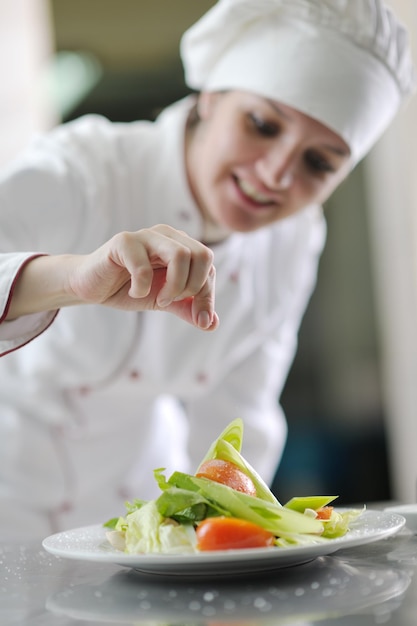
[238,179,271,204]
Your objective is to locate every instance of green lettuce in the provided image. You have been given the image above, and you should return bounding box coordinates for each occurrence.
[162,470,323,536]
[284,495,339,512]
[321,507,365,539]
[197,418,280,505]
[118,500,197,554]
[104,419,363,554]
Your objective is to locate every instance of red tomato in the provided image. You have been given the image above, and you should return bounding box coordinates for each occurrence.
[196,517,275,551]
[196,459,257,497]
[316,506,334,520]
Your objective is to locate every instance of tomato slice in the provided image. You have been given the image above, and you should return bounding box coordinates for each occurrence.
[196,517,275,551]
[196,459,257,497]
[316,506,334,520]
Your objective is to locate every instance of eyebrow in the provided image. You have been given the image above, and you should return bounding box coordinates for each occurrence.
[266,99,351,158]
[267,99,293,121]
[324,144,351,157]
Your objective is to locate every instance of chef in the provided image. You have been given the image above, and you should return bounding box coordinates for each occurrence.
[0,0,414,540]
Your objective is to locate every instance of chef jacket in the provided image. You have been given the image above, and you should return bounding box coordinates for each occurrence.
[0,96,326,540]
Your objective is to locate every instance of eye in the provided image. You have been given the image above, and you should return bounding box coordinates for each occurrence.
[305,150,335,174]
[248,113,279,138]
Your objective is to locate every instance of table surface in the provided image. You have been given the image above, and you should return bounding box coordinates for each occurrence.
[1,524,417,625]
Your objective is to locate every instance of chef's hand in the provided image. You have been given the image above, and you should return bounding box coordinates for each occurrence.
[6,225,219,331]
[73,224,219,330]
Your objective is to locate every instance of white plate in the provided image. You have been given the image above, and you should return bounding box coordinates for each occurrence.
[42,509,405,577]
[384,503,417,533]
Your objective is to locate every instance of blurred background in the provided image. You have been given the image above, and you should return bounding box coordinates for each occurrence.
[1,0,416,505]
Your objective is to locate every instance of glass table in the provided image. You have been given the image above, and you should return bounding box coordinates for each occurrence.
[1,525,416,625]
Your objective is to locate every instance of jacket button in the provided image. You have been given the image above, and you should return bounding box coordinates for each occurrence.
[118,487,130,500]
[178,209,191,222]
[58,500,73,514]
[196,372,208,384]
[129,370,141,380]
[229,270,239,283]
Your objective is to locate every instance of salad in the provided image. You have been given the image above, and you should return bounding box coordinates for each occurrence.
[104,419,363,554]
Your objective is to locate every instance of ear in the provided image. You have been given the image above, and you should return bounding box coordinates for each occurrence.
[197,91,220,120]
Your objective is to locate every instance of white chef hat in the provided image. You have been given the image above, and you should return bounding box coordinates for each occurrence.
[180,0,415,163]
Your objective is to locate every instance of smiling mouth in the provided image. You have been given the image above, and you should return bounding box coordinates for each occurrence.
[235,177,274,206]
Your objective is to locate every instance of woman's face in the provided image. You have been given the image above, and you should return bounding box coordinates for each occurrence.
[186,91,352,233]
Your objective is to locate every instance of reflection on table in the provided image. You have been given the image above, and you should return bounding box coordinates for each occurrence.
[1,529,417,625]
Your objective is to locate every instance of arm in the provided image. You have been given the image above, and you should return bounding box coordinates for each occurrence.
[3,224,219,330]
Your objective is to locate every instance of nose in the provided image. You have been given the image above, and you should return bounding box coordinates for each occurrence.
[275,171,293,189]
[255,143,296,190]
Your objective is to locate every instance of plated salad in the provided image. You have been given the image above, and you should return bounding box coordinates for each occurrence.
[104,419,363,554]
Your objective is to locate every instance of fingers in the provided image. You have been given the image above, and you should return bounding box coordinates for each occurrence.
[104,231,154,298]
[164,264,218,331]
[126,249,154,299]
[145,225,214,307]
[129,225,215,306]
[108,226,219,330]
[107,226,211,302]
[192,264,218,330]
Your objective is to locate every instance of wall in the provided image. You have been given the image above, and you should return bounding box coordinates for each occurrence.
[50,0,215,71]
[0,0,55,166]
[364,0,417,503]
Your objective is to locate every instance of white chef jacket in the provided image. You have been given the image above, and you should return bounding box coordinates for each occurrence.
[0,96,326,540]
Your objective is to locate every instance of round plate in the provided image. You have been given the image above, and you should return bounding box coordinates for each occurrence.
[384,504,417,533]
[42,509,405,577]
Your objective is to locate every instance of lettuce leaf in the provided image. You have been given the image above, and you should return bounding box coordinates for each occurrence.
[199,418,244,460]
[103,419,363,554]
[166,471,323,536]
[121,500,197,554]
[196,418,280,505]
[321,507,365,539]
[284,496,339,512]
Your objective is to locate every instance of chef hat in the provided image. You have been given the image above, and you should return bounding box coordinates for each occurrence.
[180,0,415,162]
